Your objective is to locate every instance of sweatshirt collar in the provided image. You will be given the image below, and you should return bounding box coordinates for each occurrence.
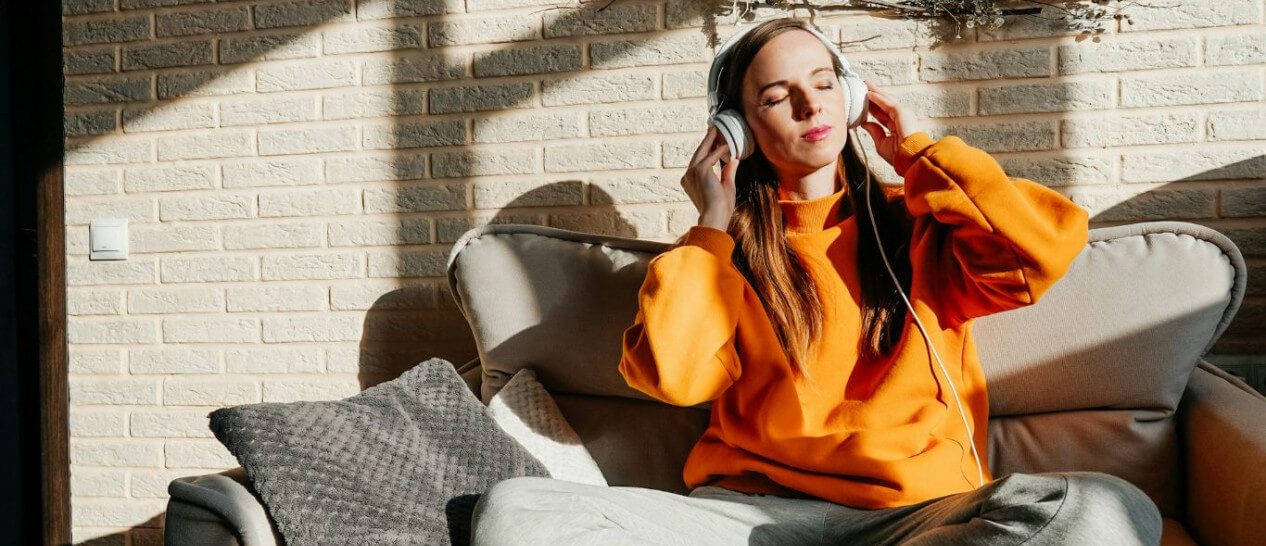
[778,183,849,234]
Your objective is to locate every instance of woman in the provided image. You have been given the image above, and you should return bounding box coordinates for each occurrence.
[471,17,1163,545]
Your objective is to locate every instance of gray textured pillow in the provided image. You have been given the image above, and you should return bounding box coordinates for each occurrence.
[208,357,550,546]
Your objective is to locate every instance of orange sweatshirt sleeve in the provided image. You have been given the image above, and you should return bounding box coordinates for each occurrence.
[618,224,744,407]
[895,131,1090,328]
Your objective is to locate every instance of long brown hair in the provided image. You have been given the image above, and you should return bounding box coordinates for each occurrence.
[673,18,915,391]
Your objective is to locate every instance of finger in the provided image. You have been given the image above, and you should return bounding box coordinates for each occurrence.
[861,121,887,142]
[860,121,880,138]
[867,98,892,127]
[865,79,893,99]
[721,155,740,185]
[702,137,731,168]
[865,77,896,97]
[867,90,897,117]
[691,125,720,166]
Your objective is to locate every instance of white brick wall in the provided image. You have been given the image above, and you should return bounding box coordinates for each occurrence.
[59,0,1266,542]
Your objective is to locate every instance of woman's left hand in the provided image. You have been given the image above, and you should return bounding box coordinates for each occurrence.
[859,80,923,168]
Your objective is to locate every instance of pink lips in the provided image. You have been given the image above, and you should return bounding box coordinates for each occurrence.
[802,125,832,142]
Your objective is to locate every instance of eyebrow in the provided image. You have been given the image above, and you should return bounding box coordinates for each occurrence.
[757,66,835,94]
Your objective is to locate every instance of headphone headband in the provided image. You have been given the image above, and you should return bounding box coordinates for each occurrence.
[707,22,857,116]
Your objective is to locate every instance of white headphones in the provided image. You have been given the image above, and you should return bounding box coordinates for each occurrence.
[706,20,986,490]
[707,21,869,164]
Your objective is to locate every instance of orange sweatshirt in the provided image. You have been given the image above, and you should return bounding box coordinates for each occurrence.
[618,131,1090,509]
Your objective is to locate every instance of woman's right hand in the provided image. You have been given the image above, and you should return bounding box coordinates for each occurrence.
[683,125,739,230]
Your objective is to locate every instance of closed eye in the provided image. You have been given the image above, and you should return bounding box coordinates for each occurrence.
[761,82,835,108]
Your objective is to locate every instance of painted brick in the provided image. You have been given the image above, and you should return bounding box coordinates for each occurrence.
[323,89,426,120]
[362,52,466,85]
[121,41,214,70]
[223,221,324,250]
[1121,70,1262,108]
[258,187,361,217]
[122,103,216,133]
[362,118,466,149]
[256,60,357,92]
[67,289,124,316]
[260,252,364,280]
[428,14,538,46]
[124,164,216,192]
[219,32,320,64]
[64,48,118,75]
[65,75,152,105]
[163,317,260,343]
[327,218,432,247]
[223,158,321,188]
[921,47,1051,82]
[64,16,151,46]
[159,193,254,221]
[65,109,118,137]
[156,131,255,161]
[254,0,353,29]
[69,348,124,374]
[472,110,584,143]
[130,224,220,253]
[362,183,467,213]
[226,346,324,373]
[130,410,214,437]
[158,68,254,99]
[220,96,318,126]
[66,168,123,196]
[156,6,251,38]
[127,286,224,314]
[160,255,256,283]
[261,315,363,342]
[323,25,422,54]
[259,126,358,155]
[130,348,221,374]
[65,137,153,165]
[226,285,327,312]
[1058,37,1198,74]
[325,153,427,183]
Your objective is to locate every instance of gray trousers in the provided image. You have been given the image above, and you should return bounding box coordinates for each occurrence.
[470,471,1162,545]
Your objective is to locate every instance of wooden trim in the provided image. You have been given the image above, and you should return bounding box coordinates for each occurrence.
[39,156,70,545]
[6,0,70,543]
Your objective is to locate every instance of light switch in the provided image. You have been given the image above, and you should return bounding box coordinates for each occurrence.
[89,218,129,261]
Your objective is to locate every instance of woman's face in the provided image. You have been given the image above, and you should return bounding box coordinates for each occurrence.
[741,29,848,173]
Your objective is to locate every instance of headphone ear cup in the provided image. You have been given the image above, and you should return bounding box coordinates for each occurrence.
[713,109,754,162]
[841,73,869,129]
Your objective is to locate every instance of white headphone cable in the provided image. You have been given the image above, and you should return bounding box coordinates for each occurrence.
[854,127,985,490]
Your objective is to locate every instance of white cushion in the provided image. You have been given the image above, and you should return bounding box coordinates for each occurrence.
[487,368,608,486]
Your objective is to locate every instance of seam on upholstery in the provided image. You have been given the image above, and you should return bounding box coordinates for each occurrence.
[914,154,1035,318]
[818,502,827,546]
[1016,474,1070,546]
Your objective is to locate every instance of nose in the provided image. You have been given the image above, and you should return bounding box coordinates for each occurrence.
[800,96,822,121]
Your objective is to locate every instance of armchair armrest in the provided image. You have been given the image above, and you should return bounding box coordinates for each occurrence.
[166,467,280,546]
[1180,360,1266,546]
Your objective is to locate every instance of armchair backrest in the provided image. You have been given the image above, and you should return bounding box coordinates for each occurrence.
[445,221,1245,519]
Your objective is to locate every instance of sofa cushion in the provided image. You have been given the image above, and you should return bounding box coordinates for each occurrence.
[487,368,607,486]
[978,221,1243,519]
[446,225,672,406]
[208,357,550,546]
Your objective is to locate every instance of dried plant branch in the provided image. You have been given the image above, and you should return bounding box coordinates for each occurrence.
[755,0,1134,34]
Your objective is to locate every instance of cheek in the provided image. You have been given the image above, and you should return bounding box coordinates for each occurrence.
[751,116,797,150]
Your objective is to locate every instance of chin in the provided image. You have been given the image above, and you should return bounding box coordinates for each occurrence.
[796,142,845,166]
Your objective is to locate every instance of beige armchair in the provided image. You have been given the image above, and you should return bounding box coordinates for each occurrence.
[166,220,1264,546]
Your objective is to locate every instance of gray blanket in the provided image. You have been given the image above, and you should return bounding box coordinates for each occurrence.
[208,357,551,546]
